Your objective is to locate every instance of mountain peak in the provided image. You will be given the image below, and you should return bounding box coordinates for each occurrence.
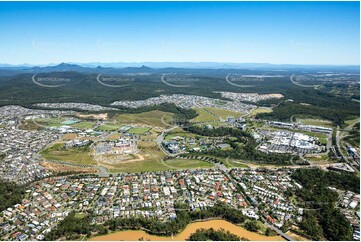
[139,65,152,70]
[57,62,79,67]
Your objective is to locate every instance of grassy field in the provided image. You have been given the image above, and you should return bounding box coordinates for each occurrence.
[113,110,174,128]
[224,159,249,168]
[104,143,214,173]
[138,141,157,148]
[297,118,333,128]
[108,159,171,173]
[163,158,214,169]
[201,121,232,128]
[40,143,96,165]
[304,154,333,164]
[345,117,360,126]
[191,108,219,122]
[40,161,97,173]
[24,117,95,130]
[165,127,198,140]
[71,121,95,129]
[34,117,68,127]
[74,213,87,219]
[344,123,360,147]
[96,123,122,131]
[203,107,242,120]
[106,134,121,140]
[61,133,78,140]
[98,141,168,173]
[247,108,273,117]
[246,120,264,128]
[106,147,169,173]
[128,127,151,134]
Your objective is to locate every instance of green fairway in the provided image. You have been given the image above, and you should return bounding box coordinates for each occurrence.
[128,127,151,134]
[40,143,96,165]
[163,158,214,169]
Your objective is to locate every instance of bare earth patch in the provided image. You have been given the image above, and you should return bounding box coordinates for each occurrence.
[269,93,284,98]
[76,113,108,120]
[40,161,97,173]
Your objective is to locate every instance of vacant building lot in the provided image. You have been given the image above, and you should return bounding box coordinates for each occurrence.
[113,110,174,128]
[40,143,96,165]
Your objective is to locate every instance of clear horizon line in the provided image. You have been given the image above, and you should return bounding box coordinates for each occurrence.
[0,61,360,67]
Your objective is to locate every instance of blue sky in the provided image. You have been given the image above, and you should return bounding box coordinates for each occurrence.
[0,1,359,65]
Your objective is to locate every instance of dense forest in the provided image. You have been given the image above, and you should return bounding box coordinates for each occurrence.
[187,228,247,241]
[289,168,358,240]
[0,180,25,212]
[184,125,295,165]
[44,212,97,240]
[256,82,359,127]
[291,168,359,193]
[108,103,198,122]
[344,123,360,147]
[256,101,358,127]
[0,70,358,127]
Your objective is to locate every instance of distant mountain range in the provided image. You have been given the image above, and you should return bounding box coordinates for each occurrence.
[0,62,359,69]
[0,62,359,77]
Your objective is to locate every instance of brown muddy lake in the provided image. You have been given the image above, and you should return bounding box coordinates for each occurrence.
[90,219,284,241]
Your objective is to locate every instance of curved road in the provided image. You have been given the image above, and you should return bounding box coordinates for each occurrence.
[336,118,360,169]
[290,74,318,88]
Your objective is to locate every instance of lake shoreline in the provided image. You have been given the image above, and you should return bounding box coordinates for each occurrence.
[89,219,284,241]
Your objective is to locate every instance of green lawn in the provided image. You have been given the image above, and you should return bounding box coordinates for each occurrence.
[40,143,96,165]
[74,213,87,219]
[34,117,68,127]
[191,108,219,122]
[163,158,214,169]
[165,127,198,140]
[108,159,170,173]
[106,147,170,173]
[225,159,249,168]
[203,107,242,120]
[304,154,332,164]
[246,108,272,117]
[128,127,151,134]
[345,117,360,126]
[202,121,232,128]
[96,124,122,131]
[298,118,333,128]
[113,110,174,128]
[71,121,95,129]
[100,143,170,173]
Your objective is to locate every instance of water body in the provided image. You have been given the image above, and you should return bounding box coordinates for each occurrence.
[90,219,284,241]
